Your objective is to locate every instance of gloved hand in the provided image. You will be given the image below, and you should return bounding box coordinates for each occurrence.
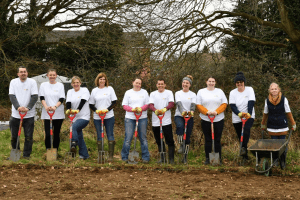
[72,110,79,114]
[102,109,109,113]
[96,110,101,114]
[181,111,187,117]
[243,113,251,119]
[261,124,266,130]
[292,124,297,131]
[66,109,71,115]
[135,107,142,113]
[131,108,136,112]
[161,108,167,114]
[238,112,243,118]
[155,109,161,116]
[188,111,194,117]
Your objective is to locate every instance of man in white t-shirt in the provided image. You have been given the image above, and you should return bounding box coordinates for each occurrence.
[8,66,38,159]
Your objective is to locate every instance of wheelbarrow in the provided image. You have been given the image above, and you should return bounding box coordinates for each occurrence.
[249,129,292,176]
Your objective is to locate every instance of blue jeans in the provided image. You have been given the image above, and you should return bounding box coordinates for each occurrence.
[94,116,115,141]
[72,119,89,159]
[121,118,150,161]
[174,116,194,144]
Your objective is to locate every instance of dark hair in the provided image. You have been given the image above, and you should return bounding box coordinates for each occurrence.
[47,69,57,74]
[206,76,216,82]
[157,77,166,84]
[18,66,27,72]
[132,77,142,82]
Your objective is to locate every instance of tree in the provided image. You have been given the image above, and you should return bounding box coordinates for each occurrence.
[48,22,124,74]
[138,0,300,61]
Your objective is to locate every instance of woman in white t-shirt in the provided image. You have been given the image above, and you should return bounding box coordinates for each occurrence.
[261,82,296,167]
[196,76,228,165]
[174,75,196,164]
[121,77,150,163]
[66,76,90,160]
[89,73,117,162]
[229,72,255,161]
[149,78,175,164]
[39,69,65,155]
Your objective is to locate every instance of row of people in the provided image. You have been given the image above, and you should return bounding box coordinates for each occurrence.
[8,67,296,165]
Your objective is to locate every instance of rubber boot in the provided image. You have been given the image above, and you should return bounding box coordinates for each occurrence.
[108,141,115,162]
[204,158,210,165]
[168,146,175,164]
[71,141,77,157]
[182,144,189,164]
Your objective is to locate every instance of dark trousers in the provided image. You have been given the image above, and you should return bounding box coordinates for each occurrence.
[233,118,254,155]
[201,119,224,159]
[44,119,64,150]
[9,116,35,157]
[152,124,175,151]
[174,116,194,144]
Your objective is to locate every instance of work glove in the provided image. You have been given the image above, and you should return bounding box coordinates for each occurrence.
[188,111,194,117]
[181,111,187,117]
[155,109,162,116]
[72,110,79,114]
[131,108,136,112]
[243,113,251,119]
[238,112,243,118]
[161,108,167,114]
[96,110,102,114]
[102,109,109,113]
[135,107,142,113]
[66,109,71,115]
[292,124,297,131]
[261,124,266,130]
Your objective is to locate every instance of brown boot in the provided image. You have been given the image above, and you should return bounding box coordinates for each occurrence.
[108,141,115,162]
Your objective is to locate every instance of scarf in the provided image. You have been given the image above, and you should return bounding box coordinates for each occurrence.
[268,92,282,105]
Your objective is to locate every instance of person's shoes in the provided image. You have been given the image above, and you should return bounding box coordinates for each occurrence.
[204,158,210,165]
[123,159,128,163]
[142,160,149,164]
[240,147,247,156]
[22,156,30,160]
[79,155,89,160]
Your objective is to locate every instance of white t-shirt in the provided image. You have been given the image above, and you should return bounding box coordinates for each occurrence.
[229,86,256,123]
[122,89,149,120]
[9,78,38,119]
[89,86,117,120]
[66,87,90,122]
[174,90,196,117]
[39,82,65,120]
[149,89,174,126]
[264,97,291,132]
[196,88,228,122]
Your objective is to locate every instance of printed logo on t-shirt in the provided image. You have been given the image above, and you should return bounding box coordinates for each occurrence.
[162,98,166,100]
[24,89,28,91]
[77,96,81,98]
[188,98,191,100]
[53,90,58,92]
[214,95,218,98]
[103,93,107,96]
[140,96,144,98]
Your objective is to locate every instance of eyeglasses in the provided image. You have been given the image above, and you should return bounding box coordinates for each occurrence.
[236,81,244,84]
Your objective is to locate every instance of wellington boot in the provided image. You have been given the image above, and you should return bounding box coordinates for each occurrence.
[168,146,175,165]
[108,141,115,162]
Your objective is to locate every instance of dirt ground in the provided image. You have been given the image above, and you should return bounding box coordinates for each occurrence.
[0,164,299,199]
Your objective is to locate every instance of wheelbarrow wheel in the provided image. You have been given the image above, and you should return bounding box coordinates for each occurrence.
[262,159,271,176]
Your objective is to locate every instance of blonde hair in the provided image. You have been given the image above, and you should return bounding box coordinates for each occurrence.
[268,82,281,93]
[71,76,82,84]
[95,72,109,87]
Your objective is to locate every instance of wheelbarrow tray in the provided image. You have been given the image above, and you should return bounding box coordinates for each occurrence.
[249,139,287,160]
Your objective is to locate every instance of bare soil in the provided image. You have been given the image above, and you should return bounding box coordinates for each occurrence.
[0,164,299,199]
